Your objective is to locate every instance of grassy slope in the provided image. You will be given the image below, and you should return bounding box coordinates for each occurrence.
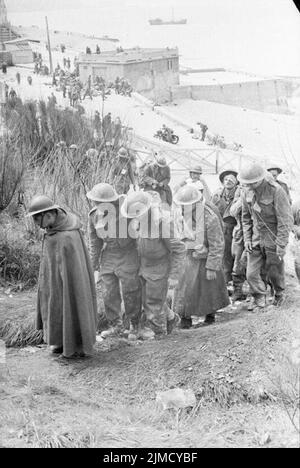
[0,277,299,448]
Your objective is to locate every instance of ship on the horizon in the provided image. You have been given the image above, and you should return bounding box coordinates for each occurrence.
[149,8,187,25]
[149,18,187,25]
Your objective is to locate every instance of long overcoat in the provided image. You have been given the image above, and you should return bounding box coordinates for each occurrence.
[36,210,97,357]
[175,202,229,317]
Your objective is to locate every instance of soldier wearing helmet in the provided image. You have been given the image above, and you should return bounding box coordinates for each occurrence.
[267,164,292,205]
[174,164,211,202]
[108,147,137,195]
[229,185,248,302]
[87,183,142,340]
[292,198,300,282]
[121,191,185,339]
[212,170,239,286]
[26,195,97,359]
[173,185,229,328]
[239,163,293,309]
[140,155,172,206]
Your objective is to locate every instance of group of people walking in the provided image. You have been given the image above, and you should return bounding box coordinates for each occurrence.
[26,154,296,359]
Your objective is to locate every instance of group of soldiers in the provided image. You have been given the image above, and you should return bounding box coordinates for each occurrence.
[189,123,243,151]
[33,53,49,76]
[114,76,133,97]
[25,150,297,358]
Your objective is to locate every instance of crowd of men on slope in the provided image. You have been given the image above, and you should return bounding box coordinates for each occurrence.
[26,153,298,359]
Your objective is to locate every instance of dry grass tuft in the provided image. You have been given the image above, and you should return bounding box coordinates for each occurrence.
[35,432,97,448]
[0,318,43,348]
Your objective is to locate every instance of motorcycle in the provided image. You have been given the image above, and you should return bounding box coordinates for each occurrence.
[154,129,179,145]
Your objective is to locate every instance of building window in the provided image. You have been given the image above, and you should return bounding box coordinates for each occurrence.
[167,59,173,71]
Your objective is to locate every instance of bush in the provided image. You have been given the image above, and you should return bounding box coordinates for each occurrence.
[0,135,25,213]
[0,214,41,289]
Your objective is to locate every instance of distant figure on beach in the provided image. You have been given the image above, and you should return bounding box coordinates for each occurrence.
[83,75,93,100]
[112,117,122,146]
[102,112,112,141]
[67,57,71,69]
[62,83,67,98]
[27,75,33,86]
[16,72,21,85]
[9,88,17,100]
[93,110,102,136]
[86,46,92,54]
[96,45,101,54]
[48,93,57,107]
[198,123,208,141]
[1,62,7,74]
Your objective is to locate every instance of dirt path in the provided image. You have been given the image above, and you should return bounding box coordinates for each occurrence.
[0,281,299,448]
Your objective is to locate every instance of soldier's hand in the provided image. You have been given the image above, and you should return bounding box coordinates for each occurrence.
[94,271,100,284]
[294,227,300,240]
[168,278,178,288]
[152,183,157,189]
[191,249,200,259]
[276,247,285,261]
[245,241,253,253]
[158,182,164,188]
[206,269,217,281]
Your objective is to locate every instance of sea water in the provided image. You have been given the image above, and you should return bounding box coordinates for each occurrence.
[7,0,300,76]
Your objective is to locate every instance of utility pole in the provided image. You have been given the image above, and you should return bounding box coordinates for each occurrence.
[45,16,53,74]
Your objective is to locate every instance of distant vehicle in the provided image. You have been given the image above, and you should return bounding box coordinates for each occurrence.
[154,129,179,145]
[149,18,187,25]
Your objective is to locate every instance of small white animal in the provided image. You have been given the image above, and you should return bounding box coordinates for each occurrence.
[156,388,196,411]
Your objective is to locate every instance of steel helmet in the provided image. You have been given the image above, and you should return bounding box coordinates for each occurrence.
[238,164,267,185]
[69,144,78,150]
[267,164,282,174]
[189,165,203,175]
[86,183,119,202]
[156,156,167,168]
[118,147,129,159]
[57,140,66,148]
[86,148,98,158]
[219,169,238,184]
[173,185,203,206]
[26,195,60,217]
[121,191,152,219]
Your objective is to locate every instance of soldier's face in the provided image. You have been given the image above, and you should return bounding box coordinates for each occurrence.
[33,212,56,229]
[269,169,279,180]
[223,175,237,189]
[190,172,201,181]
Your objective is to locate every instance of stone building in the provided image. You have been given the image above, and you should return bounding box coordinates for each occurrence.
[175,70,292,113]
[0,0,33,65]
[78,47,179,102]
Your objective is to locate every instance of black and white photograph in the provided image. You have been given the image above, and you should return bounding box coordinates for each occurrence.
[0,0,299,450]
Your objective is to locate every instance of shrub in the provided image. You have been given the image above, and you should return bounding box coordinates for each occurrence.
[0,135,25,213]
[0,214,41,289]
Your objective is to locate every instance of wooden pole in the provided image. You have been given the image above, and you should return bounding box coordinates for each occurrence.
[45,16,53,74]
[215,149,220,174]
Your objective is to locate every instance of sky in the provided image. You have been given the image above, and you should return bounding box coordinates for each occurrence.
[5,0,300,76]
